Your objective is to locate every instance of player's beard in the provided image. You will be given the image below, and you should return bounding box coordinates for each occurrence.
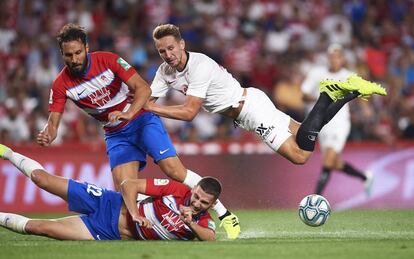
[68,58,88,77]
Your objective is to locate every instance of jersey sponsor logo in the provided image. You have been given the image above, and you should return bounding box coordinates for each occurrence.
[154,179,170,186]
[49,89,53,104]
[159,148,170,155]
[117,57,131,71]
[208,219,216,230]
[89,88,111,107]
[160,210,185,232]
[256,123,275,139]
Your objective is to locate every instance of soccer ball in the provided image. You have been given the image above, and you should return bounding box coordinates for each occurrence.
[298,194,331,227]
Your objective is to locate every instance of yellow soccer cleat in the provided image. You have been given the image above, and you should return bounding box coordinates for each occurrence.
[219,213,240,239]
[319,78,359,101]
[0,144,12,160]
[347,75,387,99]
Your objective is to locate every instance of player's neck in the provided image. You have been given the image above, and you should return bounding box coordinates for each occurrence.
[176,51,189,72]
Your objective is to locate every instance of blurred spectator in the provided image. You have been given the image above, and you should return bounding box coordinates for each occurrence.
[0,0,413,145]
[0,98,30,143]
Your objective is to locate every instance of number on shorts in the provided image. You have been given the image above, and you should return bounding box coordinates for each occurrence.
[86,184,103,197]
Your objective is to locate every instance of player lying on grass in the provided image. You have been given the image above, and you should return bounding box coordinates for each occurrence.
[0,144,219,241]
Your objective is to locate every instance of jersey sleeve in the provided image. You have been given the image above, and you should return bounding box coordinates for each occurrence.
[197,212,216,232]
[105,52,137,83]
[150,66,169,98]
[185,59,213,98]
[48,77,67,113]
[145,179,190,198]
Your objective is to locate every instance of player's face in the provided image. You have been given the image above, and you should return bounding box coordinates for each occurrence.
[189,186,216,215]
[60,40,89,77]
[328,50,344,72]
[154,36,186,70]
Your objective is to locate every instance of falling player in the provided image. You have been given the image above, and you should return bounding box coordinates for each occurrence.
[0,144,219,241]
[36,23,240,239]
[146,24,386,166]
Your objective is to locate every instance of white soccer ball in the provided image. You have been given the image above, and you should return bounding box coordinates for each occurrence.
[298,194,331,227]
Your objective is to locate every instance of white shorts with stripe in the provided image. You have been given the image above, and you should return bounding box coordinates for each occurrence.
[235,87,292,151]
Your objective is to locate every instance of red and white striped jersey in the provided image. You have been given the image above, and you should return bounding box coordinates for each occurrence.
[127,179,215,240]
[48,51,145,133]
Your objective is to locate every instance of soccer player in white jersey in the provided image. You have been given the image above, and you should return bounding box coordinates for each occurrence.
[301,44,373,196]
[146,24,386,181]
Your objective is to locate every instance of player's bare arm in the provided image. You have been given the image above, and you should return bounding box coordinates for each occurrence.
[120,179,152,229]
[108,73,152,123]
[146,95,204,121]
[36,112,62,146]
[179,205,215,241]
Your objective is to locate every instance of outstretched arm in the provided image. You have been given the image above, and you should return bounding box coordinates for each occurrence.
[36,112,62,146]
[145,95,204,121]
[120,179,152,228]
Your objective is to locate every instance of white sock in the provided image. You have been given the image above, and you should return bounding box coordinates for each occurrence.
[0,212,29,234]
[5,151,44,179]
[183,169,202,188]
[184,170,228,217]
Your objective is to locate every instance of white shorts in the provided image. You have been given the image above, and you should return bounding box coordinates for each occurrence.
[235,88,292,151]
[319,115,350,153]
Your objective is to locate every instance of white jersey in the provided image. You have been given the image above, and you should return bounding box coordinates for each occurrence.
[301,66,352,122]
[301,66,353,152]
[151,52,245,113]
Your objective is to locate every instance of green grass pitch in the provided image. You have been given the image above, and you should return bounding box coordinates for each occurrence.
[1,210,413,259]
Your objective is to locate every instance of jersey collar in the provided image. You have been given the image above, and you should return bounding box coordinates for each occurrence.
[82,53,92,77]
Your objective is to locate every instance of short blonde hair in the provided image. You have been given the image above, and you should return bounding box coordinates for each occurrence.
[153,24,182,41]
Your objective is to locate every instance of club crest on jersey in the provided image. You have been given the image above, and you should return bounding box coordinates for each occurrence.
[179,85,188,95]
[89,88,111,107]
[154,179,170,186]
[117,57,131,71]
[100,75,111,85]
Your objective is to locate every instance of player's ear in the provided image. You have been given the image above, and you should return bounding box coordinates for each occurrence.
[180,39,185,50]
[85,43,89,53]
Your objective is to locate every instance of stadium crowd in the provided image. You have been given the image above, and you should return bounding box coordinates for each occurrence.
[0,0,413,146]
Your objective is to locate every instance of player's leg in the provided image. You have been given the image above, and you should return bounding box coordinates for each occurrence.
[0,144,69,201]
[112,161,140,192]
[315,167,331,195]
[105,122,147,191]
[315,147,337,195]
[295,75,385,153]
[25,216,94,240]
[277,119,312,164]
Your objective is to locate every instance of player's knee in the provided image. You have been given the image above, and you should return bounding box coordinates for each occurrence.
[30,170,49,189]
[290,152,309,165]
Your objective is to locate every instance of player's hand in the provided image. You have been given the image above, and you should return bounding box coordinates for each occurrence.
[36,130,52,146]
[143,101,154,111]
[179,205,193,225]
[108,111,133,123]
[133,215,153,229]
